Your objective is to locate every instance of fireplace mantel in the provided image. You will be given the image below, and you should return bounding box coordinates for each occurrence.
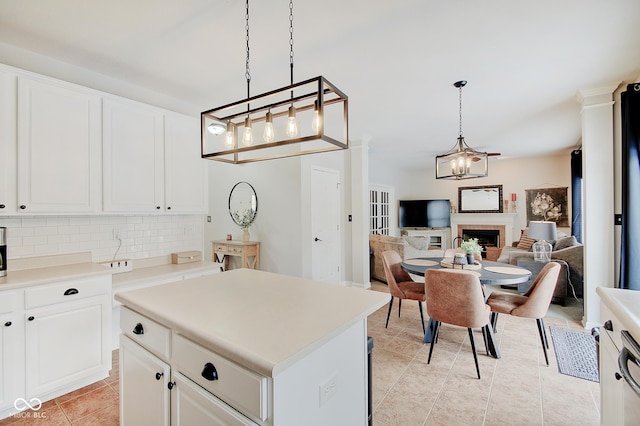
[450,213,517,248]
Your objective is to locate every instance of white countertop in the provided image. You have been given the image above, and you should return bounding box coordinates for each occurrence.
[115,269,390,377]
[111,260,219,289]
[0,262,111,290]
[597,287,640,341]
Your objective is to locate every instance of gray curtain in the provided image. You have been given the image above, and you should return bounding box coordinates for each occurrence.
[620,83,640,290]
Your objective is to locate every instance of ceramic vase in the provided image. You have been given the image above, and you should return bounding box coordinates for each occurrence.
[242,228,250,242]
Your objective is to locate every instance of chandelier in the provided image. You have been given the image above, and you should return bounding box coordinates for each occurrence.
[435,80,488,179]
[201,0,348,164]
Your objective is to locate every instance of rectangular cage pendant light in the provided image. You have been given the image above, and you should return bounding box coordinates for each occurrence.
[435,145,488,180]
[201,76,348,164]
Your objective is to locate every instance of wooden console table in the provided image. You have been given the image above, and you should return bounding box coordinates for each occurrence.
[212,240,260,270]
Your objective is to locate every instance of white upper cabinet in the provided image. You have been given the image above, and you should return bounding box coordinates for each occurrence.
[0,68,17,213]
[103,97,164,212]
[164,113,207,213]
[17,76,102,213]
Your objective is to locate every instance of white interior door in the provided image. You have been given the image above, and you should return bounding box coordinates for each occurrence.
[311,167,340,284]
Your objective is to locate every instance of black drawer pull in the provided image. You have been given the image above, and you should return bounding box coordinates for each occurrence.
[20,205,26,209]
[28,316,35,321]
[168,381,176,390]
[201,362,219,381]
[155,372,163,380]
[604,320,613,331]
[0,204,5,209]
[64,288,79,296]
[133,323,144,335]
[4,321,11,327]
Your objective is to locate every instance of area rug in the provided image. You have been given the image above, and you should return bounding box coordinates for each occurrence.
[549,326,599,382]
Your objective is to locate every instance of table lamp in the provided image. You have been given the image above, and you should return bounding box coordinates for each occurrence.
[528,221,557,262]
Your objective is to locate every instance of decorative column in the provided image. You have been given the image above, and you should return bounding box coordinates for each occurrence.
[350,142,370,288]
[576,84,618,329]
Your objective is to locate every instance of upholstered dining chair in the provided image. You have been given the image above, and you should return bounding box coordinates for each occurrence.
[486,262,561,365]
[424,269,491,379]
[381,250,426,333]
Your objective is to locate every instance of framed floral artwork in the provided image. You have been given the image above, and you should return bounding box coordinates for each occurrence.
[525,187,569,227]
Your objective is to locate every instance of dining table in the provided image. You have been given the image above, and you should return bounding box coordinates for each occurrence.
[400,257,533,359]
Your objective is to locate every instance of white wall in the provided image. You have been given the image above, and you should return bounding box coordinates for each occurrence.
[370,151,573,241]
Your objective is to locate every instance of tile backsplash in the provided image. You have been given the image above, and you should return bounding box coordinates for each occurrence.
[0,214,204,262]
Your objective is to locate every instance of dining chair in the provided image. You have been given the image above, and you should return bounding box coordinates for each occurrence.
[381,250,426,333]
[424,269,491,379]
[485,262,561,365]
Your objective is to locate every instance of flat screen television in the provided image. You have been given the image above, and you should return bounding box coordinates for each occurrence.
[399,199,451,228]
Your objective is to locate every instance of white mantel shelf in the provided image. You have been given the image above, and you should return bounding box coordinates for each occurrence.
[451,213,517,247]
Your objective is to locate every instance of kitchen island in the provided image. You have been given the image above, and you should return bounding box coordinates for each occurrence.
[115,268,389,425]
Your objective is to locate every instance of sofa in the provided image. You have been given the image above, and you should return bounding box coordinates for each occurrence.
[497,233,583,299]
[369,234,405,283]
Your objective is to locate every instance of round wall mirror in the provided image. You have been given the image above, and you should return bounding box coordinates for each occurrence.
[228,182,258,227]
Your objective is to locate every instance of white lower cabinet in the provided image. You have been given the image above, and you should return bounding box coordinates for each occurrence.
[120,335,170,426]
[120,307,259,426]
[599,303,625,425]
[0,273,111,420]
[171,372,256,426]
[0,290,24,412]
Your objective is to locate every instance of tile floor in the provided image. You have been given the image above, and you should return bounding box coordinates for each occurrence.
[369,280,600,426]
[0,355,119,426]
[1,281,599,426]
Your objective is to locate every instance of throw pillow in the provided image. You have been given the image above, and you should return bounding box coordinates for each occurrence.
[516,228,536,251]
[554,236,578,251]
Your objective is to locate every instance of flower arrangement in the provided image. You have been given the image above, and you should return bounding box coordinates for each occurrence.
[231,208,256,230]
[460,238,483,254]
[530,192,562,222]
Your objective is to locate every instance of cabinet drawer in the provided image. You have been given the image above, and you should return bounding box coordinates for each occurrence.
[25,275,110,309]
[121,307,171,360]
[227,246,244,255]
[214,244,229,254]
[173,333,268,422]
[0,290,23,314]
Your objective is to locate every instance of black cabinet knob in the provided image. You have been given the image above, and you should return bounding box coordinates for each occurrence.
[167,206,171,210]
[133,323,144,335]
[156,206,161,210]
[4,321,11,327]
[0,204,5,209]
[28,316,35,321]
[201,362,219,381]
[167,381,176,390]
[20,205,26,210]
[604,320,613,331]
[155,372,163,381]
[615,372,623,380]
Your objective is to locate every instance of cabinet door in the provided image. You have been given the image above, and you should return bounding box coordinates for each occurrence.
[164,113,207,213]
[171,372,257,426]
[25,296,110,397]
[600,330,624,425]
[0,68,17,213]
[0,291,25,412]
[103,98,164,212]
[17,76,101,213]
[120,336,170,426]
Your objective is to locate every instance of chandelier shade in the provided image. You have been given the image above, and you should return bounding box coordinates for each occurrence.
[435,80,488,180]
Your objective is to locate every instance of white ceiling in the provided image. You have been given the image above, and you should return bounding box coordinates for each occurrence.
[1,0,639,171]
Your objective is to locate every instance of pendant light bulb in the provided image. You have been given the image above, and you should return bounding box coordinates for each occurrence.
[225,122,235,148]
[311,100,321,133]
[286,105,299,138]
[263,111,275,142]
[243,116,253,146]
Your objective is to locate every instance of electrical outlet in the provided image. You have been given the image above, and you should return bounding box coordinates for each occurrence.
[98,259,133,274]
[184,225,195,234]
[319,373,338,407]
[112,228,120,240]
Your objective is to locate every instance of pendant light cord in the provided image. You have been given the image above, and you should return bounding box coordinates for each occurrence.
[289,0,294,96]
[245,0,251,109]
[458,84,463,139]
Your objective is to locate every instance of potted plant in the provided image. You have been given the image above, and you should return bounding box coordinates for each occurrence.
[232,208,256,241]
[460,238,483,264]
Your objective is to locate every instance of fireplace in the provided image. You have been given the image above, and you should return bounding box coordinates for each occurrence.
[462,229,499,258]
[456,224,506,260]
